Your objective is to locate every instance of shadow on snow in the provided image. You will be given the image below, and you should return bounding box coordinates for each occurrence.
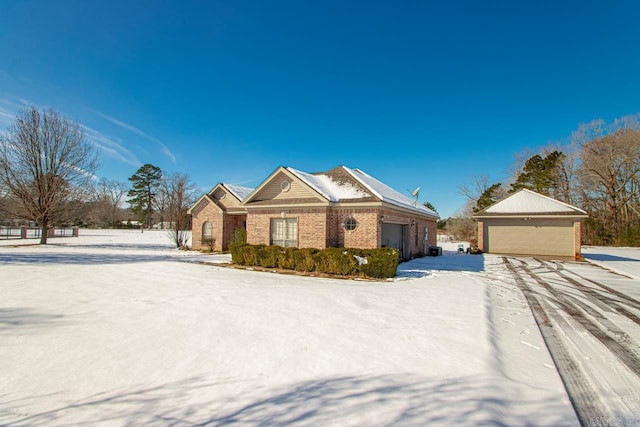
[583,253,640,263]
[2,374,576,426]
[0,252,171,265]
[396,251,485,279]
[0,308,64,333]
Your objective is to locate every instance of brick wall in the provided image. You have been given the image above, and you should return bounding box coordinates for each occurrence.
[245,205,437,257]
[190,200,224,251]
[222,214,246,250]
[327,208,379,249]
[247,208,328,248]
[476,220,485,251]
[379,208,437,258]
[574,220,582,258]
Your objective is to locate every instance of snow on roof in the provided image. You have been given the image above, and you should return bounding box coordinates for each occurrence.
[286,167,369,202]
[483,189,586,214]
[223,184,254,202]
[343,167,438,217]
[286,165,437,217]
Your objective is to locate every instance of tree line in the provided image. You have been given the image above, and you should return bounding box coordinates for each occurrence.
[447,114,640,246]
[0,106,197,246]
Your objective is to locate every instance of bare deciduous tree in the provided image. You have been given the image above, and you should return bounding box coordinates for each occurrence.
[578,128,640,244]
[0,107,99,243]
[457,174,492,206]
[160,172,198,248]
[89,178,128,227]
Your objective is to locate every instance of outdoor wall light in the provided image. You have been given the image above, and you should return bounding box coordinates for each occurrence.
[379,215,385,224]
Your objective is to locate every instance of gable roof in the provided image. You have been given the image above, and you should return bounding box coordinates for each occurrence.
[474,189,587,217]
[222,184,254,202]
[342,166,438,217]
[224,165,438,218]
[242,167,329,205]
[287,167,370,202]
[187,194,223,215]
[279,165,437,218]
[189,183,254,214]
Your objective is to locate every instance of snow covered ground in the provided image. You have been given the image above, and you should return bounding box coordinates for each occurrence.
[1,230,638,426]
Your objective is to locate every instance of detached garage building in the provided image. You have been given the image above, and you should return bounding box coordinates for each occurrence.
[473,189,587,259]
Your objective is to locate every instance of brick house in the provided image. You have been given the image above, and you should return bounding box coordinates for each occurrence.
[188,183,253,251]
[473,189,588,259]
[190,165,439,259]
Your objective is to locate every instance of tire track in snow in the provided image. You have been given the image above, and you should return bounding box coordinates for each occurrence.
[523,260,640,379]
[502,257,609,427]
[550,261,640,316]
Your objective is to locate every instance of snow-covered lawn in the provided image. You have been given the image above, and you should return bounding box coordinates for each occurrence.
[1,230,638,426]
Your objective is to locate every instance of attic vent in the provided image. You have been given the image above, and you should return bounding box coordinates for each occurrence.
[217,190,226,200]
[281,180,291,192]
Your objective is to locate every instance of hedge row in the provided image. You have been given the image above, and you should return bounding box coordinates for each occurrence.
[229,244,400,278]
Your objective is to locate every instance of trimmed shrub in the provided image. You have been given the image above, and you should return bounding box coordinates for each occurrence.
[230,228,247,245]
[229,228,248,264]
[314,247,359,275]
[277,247,296,270]
[229,244,400,278]
[229,243,246,264]
[231,244,264,266]
[257,245,280,268]
[294,248,319,272]
[357,248,400,278]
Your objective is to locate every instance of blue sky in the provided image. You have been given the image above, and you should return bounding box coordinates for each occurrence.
[1,0,638,218]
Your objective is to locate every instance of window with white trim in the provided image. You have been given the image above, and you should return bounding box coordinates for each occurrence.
[202,221,212,240]
[343,217,358,231]
[271,218,298,247]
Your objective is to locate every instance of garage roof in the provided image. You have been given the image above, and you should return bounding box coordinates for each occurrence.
[474,189,587,217]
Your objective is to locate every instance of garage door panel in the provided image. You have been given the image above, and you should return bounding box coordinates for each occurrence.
[485,219,574,256]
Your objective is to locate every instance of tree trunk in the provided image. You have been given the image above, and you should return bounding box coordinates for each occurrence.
[40,224,48,244]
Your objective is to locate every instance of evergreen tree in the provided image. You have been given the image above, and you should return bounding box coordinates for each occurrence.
[474,183,502,212]
[128,164,162,229]
[423,201,438,213]
[510,151,565,195]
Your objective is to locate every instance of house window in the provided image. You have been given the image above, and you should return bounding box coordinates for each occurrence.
[271,218,297,247]
[202,221,212,240]
[343,217,358,231]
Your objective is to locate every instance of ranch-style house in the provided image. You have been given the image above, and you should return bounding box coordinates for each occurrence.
[189,165,439,260]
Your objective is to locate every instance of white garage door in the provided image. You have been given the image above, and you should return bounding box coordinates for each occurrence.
[484,219,575,257]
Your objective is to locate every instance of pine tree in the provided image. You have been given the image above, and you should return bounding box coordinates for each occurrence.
[474,183,502,212]
[511,151,565,195]
[423,201,438,213]
[128,164,162,229]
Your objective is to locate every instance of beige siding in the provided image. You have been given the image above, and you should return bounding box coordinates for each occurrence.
[213,189,243,210]
[483,218,575,257]
[252,171,322,202]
